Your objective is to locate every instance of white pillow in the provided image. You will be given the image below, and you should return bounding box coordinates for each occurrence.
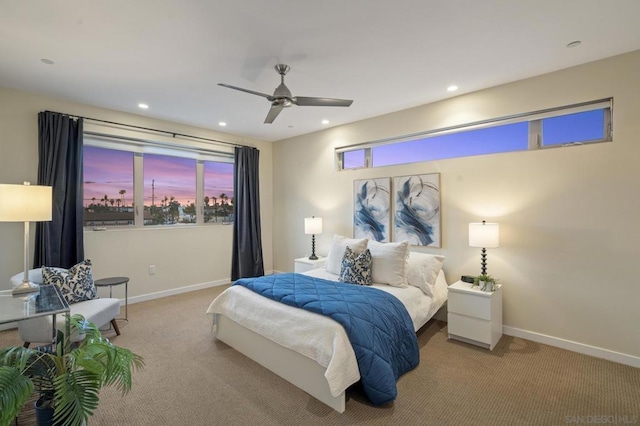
[406,252,445,297]
[366,240,410,287]
[325,235,368,275]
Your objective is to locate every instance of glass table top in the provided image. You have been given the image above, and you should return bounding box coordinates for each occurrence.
[0,285,70,325]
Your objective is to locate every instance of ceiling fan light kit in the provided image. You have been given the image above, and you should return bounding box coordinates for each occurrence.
[219,64,353,124]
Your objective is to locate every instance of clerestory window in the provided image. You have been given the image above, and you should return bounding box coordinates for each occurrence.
[337,99,612,170]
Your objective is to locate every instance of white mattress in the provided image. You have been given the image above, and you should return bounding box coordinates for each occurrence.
[206,270,448,397]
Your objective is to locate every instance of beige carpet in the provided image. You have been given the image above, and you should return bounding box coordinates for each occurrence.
[2,286,639,426]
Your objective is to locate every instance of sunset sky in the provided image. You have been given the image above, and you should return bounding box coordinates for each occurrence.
[83,146,234,207]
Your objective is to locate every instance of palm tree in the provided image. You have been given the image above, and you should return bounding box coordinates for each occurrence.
[204,196,211,222]
[168,196,179,223]
[119,189,126,208]
[219,193,229,219]
[102,194,109,208]
[211,196,218,222]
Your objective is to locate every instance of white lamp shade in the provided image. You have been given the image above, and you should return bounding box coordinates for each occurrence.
[469,222,499,248]
[304,217,322,235]
[0,184,53,222]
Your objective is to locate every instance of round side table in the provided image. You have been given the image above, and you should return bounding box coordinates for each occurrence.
[95,276,129,321]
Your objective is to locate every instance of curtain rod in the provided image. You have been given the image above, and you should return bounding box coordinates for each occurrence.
[44,110,247,149]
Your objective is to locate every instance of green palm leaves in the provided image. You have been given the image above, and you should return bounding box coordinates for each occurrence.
[0,314,144,426]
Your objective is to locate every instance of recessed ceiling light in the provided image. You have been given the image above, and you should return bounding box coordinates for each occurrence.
[40,59,54,65]
[321,119,330,125]
[218,122,227,127]
[447,85,458,92]
[138,103,149,109]
[567,40,581,48]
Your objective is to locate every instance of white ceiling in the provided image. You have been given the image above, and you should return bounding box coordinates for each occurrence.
[1,1,639,142]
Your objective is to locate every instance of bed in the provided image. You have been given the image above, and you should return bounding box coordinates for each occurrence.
[206,237,447,413]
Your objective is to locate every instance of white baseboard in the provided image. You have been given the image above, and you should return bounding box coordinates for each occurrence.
[503,326,640,368]
[0,322,17,332]
[126,270,275,305]
[127,278,230,305]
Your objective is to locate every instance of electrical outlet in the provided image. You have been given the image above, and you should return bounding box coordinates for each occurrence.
[148,265,156,275]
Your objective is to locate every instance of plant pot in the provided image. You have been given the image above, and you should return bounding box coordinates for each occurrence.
[34,396,54,426]
[480,281,495,292]
[34,396,82,426]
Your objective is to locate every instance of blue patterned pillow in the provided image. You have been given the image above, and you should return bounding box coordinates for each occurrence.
[42,259,98,304]
[339,246,373,286]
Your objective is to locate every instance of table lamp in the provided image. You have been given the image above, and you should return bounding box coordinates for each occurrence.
[469,220,499,276]
[0,182,53,295]
[304,216,322,260]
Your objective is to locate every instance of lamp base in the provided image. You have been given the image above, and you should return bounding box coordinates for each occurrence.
[308,234,318,261]
[11,281,40,295]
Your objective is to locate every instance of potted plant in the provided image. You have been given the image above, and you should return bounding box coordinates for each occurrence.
[0,314,144,426]
[473,274,498,292]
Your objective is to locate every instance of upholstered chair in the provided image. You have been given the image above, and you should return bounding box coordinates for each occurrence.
[9,268,121,347]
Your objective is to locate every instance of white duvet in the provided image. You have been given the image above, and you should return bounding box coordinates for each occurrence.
[206,270,447,397]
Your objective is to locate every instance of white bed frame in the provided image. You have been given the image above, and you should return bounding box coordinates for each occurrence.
[214,313,346,412]
[212,269,448,413]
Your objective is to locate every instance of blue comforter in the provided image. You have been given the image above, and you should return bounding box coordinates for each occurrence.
[234,273,419,405]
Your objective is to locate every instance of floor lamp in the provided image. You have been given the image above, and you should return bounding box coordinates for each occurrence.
[0,182,53,295]
[304,216,322,260]
[469,220,499,276]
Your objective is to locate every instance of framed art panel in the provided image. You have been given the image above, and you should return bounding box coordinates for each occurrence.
[354,178,391,242]
[393,173,441,247]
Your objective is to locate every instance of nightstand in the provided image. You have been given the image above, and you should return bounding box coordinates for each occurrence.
[447,280,503,350]
[294,256,326,273]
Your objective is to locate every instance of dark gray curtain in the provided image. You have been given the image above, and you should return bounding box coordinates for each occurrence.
[34,111,84,268]
[231,146,264,280]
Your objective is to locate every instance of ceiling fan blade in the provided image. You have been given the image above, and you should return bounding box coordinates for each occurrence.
[293,97,353,107]
[218,83,273,100]
[264,104,284,124]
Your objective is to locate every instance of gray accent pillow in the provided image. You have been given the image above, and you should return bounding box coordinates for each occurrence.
[43,259,98,304]
[339,246,373,286]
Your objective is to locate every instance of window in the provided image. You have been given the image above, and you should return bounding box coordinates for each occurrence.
[337,99,612,170]
[343,149,367,170]
[143,154,196,226]
[83,137,234,228]
[204,161,234,223]
[372,122,529,167]
[541,109,606,147]
[83,146,134,227]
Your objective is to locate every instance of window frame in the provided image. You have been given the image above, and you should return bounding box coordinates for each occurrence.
[337,98,613,170]
[83,134,234,229]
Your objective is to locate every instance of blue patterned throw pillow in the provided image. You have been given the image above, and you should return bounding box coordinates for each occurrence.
[339,246,373,286]
[42,259,98,304]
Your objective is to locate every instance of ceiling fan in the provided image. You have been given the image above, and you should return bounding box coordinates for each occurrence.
[218,64,353,124]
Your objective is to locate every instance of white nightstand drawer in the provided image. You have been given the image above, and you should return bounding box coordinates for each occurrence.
[448,291,492,320]
[448,312,492,343]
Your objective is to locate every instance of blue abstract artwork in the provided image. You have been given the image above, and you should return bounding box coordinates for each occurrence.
[393,174,441,247]
[354,178,391,242]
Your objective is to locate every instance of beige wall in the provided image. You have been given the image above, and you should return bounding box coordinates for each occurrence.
[273,51,640,360]
[0,87,274,299]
